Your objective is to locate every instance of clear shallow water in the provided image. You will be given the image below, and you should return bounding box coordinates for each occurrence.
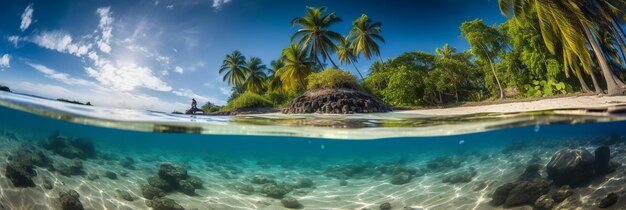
[1,92,626,210]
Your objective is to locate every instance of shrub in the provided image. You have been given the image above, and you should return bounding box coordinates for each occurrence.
[262,90,297,107]
[223,92,273,110]
[306,68,359,90]
[201,102,222,113]
[381,66,424,106]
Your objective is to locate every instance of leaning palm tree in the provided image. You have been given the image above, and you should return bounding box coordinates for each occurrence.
[243,57,267,94]
[219,50,247,87]
[498,0,626,95]
[337,37,364,79]
[291,6,342,68]
[348,14,385,61]
[276,44,315,91]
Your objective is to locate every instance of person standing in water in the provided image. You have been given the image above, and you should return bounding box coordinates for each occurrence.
[191,98,197,109]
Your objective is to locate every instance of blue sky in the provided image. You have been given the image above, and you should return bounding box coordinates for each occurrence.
[0,0,505,112]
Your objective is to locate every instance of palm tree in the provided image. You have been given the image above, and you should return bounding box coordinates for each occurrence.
[276,44,315,91]
[337,37,363,79]
[243,57,267,94]
[498,0,626,95]
[291,6,342,68]
[267,58,285,91]
[348,14,385,61]
[219,50,247,87]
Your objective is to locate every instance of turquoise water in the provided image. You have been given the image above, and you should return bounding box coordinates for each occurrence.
[1,92,626,209]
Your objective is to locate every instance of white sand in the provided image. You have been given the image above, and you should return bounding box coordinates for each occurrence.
[399,95,626,116]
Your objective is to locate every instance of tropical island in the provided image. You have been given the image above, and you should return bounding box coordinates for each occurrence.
[182,2,626,116]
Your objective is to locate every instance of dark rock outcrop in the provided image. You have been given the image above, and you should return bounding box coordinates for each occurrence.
[390,172,412,185]
[546,148,595,186]
[598,192,618,208]
[42,133,95,159]
[491,183,516,206]
[59,190,84,210]
[142,163,204,199]
[282,88,392,114]
[534,194,555,210]
[260,183,291,199]
[503,179,551,207]
[594,146,613,175]
[104,171,118,180]
[379,202,392,210]
[5,162,36,187]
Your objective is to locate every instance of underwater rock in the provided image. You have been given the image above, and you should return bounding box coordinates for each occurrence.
[339,180,348,186]
[54,158,84,176]
[185,176,204,189]
[145,197,185,210]
[5,162,36,188]
[281,196,302,209]
[297,178,314,188]
[533,194,554,210]
[42,177,54,189]
[8,148,52,168]
[517,164,541,181]
[594,146,613,175]
[442,167,477,184]
[104,171,118,180]
[425,156,462,172]
[260,183,290,199]
[491,183,515,206]
[178,179,196,195]
[597,192,618,208]
[235,184,254,195]
[158,162,188,181]
[116,189,134,201]
[390,172,411,185]
[59,190,84,210]
[119,157,136,170]
[379,202,392,210]
[251,175,275,184]
[546,148,595,186]
[43,133,95,159]
[503,179,550,207]
[148,176,174,191]
[552,185,573,203]
[141,184,165,199]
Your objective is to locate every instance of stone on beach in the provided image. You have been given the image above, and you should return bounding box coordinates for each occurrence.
[281,196,302,208]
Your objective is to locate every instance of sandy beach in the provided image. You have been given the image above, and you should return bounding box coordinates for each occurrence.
[399,95,626,116]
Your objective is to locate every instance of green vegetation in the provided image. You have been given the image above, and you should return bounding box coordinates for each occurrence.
[306,68,359,90]
[201,101,222,113]
[0,85,10,92]
[223,93,273,110]
[206,3,626,112]
[57,99,92,106]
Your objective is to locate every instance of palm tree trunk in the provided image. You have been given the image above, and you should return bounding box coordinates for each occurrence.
[479,44,504,99]
[352,63,364,80]
[316,34,339,68]
[583,24,624,95]
[575,69,592,93]
[590,70,602,94]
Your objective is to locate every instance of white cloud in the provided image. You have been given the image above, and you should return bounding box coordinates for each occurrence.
[32,31,91,56]
[0,54,10,69]
[27,63,94,86]
[166,5,174,10]
[7,36,23,47]
[85,62,172,92]
[219,87,231,96]
[20,4,34,31]
[174,66,184,74]
[212,0,232,10]
[187,61,204,72]
[96,7,113,53]
[172,88,226,105]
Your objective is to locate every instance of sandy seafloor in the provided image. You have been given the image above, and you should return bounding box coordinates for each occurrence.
[1,130,626,210]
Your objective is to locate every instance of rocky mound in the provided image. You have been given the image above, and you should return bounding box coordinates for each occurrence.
[282,88,393,114]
